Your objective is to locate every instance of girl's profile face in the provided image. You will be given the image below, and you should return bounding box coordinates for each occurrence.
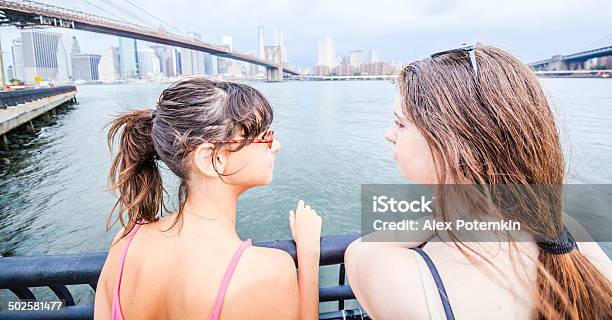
[222,130,281,187]
[385,97,436,184]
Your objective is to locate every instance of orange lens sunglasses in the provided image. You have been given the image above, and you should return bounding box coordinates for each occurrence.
[209,130,275,150]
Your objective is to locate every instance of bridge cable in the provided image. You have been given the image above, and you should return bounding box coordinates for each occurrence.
[579,32,612,52]
[121,0,186,35]
[78,0,124,22]
[96,0,159,29]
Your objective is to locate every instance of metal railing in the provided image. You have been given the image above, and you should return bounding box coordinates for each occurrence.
[0,86,77,109]
[0,233,369,319]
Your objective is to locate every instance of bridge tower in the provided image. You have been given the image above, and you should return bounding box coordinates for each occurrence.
[264,45,283,82]
[266,67,283,82]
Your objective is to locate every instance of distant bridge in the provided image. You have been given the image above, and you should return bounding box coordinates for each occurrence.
[294,75,396,81]
[529,45,612,71]
[0,0,298,81]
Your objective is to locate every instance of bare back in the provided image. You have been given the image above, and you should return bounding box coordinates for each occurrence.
[95,216,299,320]
[346,236,611,319]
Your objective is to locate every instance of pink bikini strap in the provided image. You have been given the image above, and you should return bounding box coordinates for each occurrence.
[208,239,252,320]
[112,221,146,320]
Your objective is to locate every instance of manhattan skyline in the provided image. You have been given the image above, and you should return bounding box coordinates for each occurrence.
[1,0,611,70]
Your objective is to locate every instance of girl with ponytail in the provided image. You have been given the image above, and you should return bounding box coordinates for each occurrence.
[94,78,322,320]
[345,45,612,319]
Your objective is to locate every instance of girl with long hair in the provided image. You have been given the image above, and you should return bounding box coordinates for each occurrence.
[345,45,611,319]
[94,78,322,320]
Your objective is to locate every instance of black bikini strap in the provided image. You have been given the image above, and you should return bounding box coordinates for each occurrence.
[411,247,456,320]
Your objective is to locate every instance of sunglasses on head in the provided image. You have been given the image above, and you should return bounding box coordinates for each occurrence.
[430,43,478,77]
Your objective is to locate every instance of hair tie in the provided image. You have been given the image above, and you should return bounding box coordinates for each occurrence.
[536,226,577,254]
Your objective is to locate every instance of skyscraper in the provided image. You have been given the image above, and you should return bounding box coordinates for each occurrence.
[179,47,195,76]
[204,53,218,75]
[180,32,205,76]
[7,66,14,82]
[56,38,70,81]
[20,29,64,82]
[99,46,121,81]
[118,37,139,79]
[137,49,161,78]
[258,25,265,59]
[365,51,380,64]
[221,36,233,52]
[71,54,101,81]
[151,45,175,77]
[10,39,24,81]
[173,48,182,75]
[179,48,204,76]
[71,36,81,56]
[218,36,233,74]
[317,37,336,69]
[274,30,288,64]
[348,50,364,67]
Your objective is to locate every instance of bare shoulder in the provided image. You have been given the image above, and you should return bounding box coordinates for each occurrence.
[226,246,299,319]
[94,225,127,319]
[98,226,129,286]
[243,246,297,283]
[345,240,429,319]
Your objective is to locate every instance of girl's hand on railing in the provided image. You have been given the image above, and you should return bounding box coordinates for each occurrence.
[289,200,322,320]
[289,200,322,253]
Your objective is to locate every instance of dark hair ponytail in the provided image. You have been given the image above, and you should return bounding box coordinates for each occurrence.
[106,109,163,240]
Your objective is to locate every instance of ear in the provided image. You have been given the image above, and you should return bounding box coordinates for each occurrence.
[193,143,229,178]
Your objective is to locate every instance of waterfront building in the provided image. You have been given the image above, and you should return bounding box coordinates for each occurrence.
[336,63,355,76]
[313,65,331,76]
[20,29,65,82]
[72,53,101,81]
[368,61,396,75]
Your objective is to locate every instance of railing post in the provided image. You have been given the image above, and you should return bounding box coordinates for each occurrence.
[338,263,346,310]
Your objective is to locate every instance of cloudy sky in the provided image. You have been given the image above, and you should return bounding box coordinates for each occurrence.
[1,0,611,68]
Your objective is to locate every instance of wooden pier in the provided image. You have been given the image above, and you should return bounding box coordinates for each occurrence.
[0,86,77,151]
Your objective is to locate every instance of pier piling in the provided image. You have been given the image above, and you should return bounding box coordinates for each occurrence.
[2,134,8,152]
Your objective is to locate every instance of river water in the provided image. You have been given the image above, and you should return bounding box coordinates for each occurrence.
[0,78,611,305]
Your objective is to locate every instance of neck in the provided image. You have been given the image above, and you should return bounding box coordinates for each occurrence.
[181,178,245,240]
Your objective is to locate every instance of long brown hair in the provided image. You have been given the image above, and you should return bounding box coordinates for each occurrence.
[398,45,612,319]
[106,77,273,241]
